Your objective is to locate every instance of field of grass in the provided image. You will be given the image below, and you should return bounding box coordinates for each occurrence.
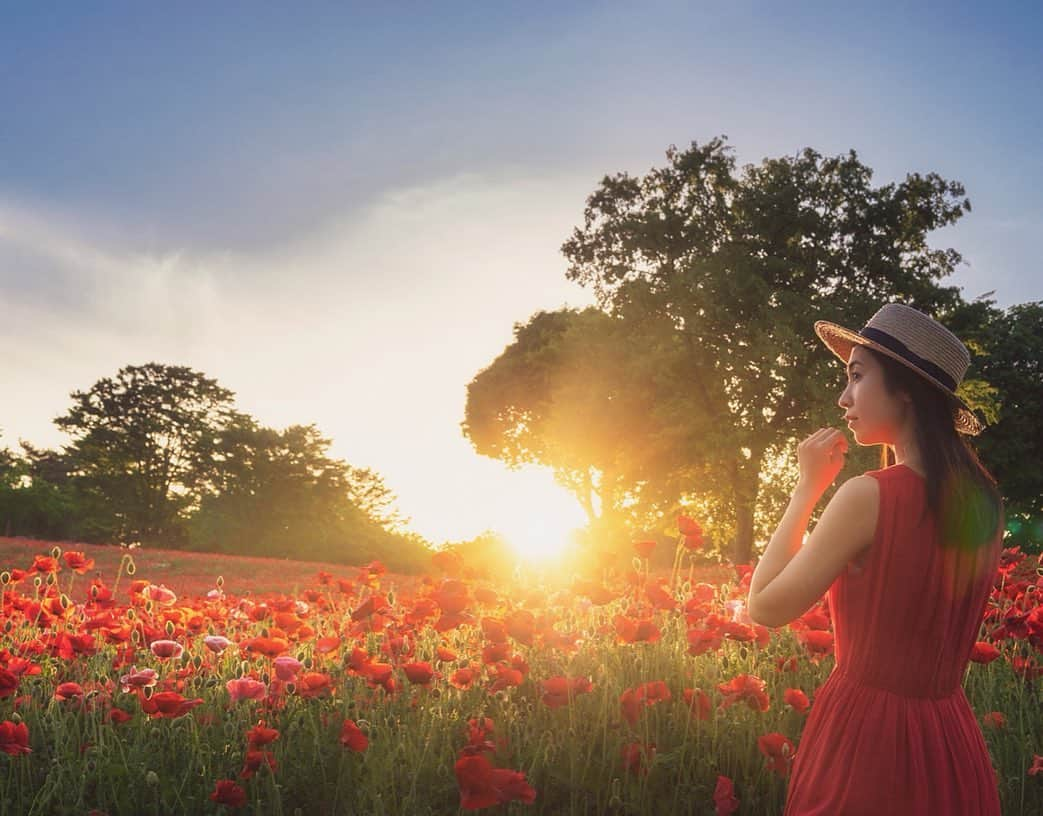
[0,535,1040,814]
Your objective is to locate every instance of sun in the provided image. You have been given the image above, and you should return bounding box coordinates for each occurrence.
[495,466,588,563]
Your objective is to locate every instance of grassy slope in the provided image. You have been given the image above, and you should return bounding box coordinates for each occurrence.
[0,535,419,603]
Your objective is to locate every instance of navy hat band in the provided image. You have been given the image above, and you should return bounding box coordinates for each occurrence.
[859,326,958,392]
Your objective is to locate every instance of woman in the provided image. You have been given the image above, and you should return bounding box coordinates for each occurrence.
[747,302,1004,815]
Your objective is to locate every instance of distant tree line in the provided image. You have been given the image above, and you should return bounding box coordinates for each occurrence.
[0,363,432,572]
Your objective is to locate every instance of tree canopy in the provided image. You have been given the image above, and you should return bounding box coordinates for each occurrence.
[466,137,1017,563]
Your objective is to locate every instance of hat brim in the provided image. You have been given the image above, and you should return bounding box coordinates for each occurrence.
[813,320,984,436]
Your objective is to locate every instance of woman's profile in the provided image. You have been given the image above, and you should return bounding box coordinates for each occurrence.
[747,302,1004,815]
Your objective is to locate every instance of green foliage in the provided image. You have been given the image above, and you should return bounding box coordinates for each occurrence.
[53,362,239,547]
[466,136,1028,565]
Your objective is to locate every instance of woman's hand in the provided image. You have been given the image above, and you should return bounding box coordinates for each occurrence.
[796,427,849,497]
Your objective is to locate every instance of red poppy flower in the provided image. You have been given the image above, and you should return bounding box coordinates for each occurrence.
[0,669,19,699]
[314,636,341,655]
[226,677,267,703]
[796,629,834,660]
[296,672,333,699]
[486,663,524,693]
[149,640,184,660]
[350,594,389,621]
[54,682,85,702]
[480,617,508,644]
[454,754,536,810]
[449,667,476,690]
[62,551,95,574]
[686,627,723,656]
[969,641,1000,664]
[717,674,770,713]
[29,555,59,574]
[645,581,677,611]
[140,691,204,719]
[340,719,368,752]
[540,676,593,709]
[210,779,246,807]
[783,688,809,714]
[757,732,795,778]
[633,540,656,559]
[246,722,279,749]
[613,615,660,644]
[240,636,290,659]
[403,661,439,686]
[504,610,535,645]
[678,514,702,537]
[0,720,31,755]
[239,750,277,779]
[620,688,642,727]
[481,642,510,664]
[713,775,740,815]
[436,646,458,662]
[361,662,394,692]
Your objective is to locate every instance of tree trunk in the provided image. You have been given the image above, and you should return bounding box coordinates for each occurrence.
[732,500,755,565]
[730,457,761,565]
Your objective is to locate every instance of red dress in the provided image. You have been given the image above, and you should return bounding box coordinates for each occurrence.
[783,463,1003,815]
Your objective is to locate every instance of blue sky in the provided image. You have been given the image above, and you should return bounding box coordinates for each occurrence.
[2,1,1041,548]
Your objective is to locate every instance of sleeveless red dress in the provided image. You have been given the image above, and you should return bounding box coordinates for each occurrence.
[783,463,1003,815]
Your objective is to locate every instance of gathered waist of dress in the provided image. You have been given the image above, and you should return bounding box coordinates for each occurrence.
[828,663,963,701]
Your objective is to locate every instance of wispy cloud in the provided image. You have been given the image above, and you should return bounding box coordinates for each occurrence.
[0,171,597,543]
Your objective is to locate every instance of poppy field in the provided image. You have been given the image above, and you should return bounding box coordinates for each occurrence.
[1,530,1042,815]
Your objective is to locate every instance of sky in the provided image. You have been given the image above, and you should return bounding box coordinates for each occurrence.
[2,1,1041,551]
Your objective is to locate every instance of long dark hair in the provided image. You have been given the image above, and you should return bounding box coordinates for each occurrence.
[868,346,1004,554]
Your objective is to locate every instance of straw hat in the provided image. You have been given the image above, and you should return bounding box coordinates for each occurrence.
[814,302,984,436]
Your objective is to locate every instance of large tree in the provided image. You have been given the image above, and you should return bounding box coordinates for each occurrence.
[474,137,998,564]
[464,307,682,542]
[53,362,237,546]
[948,298,1043,545]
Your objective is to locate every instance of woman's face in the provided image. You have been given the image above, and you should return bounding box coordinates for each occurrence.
[837,345,911,446]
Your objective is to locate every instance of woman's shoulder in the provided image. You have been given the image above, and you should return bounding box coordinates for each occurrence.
[863,463,923,482]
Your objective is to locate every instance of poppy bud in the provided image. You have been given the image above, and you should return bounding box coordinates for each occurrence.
[33,575,42,588]
[50,546,61,559]
[0,571,9,585]
[46,572,57,586]
[216,575,225,588]
[165,620,175,636]
[126,560,136,576]
[60,594,71,610]
[143,685,154,700]
[126,608,136,620]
